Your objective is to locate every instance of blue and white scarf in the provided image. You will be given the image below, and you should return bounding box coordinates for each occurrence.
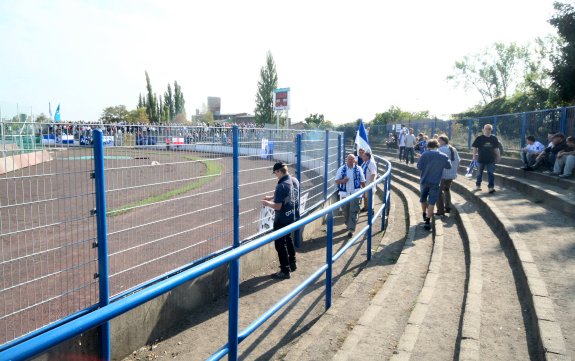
[338,165,362,193]
[361,159,370,177]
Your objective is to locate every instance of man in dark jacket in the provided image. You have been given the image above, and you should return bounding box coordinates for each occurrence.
[417,139,452,230]
[472,124,501,194]
[262,162,300,279]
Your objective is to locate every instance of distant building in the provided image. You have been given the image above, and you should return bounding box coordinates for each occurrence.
[191,97,256,124]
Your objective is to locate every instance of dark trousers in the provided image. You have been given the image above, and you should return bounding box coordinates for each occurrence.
[405,147,415,164]
[436,179,453,214]
[399,146,406,160]
[274,220,296,273]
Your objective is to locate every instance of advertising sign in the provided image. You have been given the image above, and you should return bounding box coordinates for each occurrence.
[273,88,290,111]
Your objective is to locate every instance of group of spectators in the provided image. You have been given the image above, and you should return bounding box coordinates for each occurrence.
[520,132,575,178]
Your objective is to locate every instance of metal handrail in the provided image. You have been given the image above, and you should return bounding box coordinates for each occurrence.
[0,131,392,361]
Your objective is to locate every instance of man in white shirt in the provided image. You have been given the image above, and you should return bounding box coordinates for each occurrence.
[335,154,366,237]
[520,135,545,168]
[404,128,417,164]
[398,125,407,161]
[360,151,377,212]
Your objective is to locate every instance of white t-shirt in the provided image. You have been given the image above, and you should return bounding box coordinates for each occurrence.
[398,128,406,146]
[525,141,544,154]
[336,165,366,198]
[362,159,377,184]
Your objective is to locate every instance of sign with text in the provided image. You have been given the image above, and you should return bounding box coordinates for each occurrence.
[273,88,290,111]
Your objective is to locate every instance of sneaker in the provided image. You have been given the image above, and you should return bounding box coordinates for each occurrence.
[347,231,353,238]
[521,166,533,171]
[475,186,482,191]
[559,174,572,178]
[488,188,496,194]
[444,207,451,213]
[270,271,290,280]
[289,263,297,272]
[424,218,431,231]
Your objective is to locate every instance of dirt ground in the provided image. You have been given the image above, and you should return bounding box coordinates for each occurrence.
[0,146,322,346]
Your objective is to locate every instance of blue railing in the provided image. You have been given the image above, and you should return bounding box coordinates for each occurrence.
[0,127,392,361]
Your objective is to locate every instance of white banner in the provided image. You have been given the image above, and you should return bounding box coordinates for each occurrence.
[258,206,275,232]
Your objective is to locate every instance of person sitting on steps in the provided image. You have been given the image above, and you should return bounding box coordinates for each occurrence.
[520,135,545,168]
[552,136,575,178]
[523,133,568,172]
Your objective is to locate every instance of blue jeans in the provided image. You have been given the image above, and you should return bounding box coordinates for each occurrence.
[476,162,495,189]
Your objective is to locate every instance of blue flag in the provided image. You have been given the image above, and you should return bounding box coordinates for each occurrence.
[354,119,371,155]
[54,104,61,122]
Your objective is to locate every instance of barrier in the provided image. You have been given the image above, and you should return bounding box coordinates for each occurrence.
[0,126,392,361]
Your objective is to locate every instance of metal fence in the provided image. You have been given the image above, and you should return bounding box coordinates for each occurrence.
[342,106,575,152]
[0,122,346,351]
[0,126,392,361]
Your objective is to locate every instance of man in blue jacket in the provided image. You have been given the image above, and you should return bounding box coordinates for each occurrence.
[416,139,452,230]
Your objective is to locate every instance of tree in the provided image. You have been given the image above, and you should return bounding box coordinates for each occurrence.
[35,113,50,123]
[448,43,528,104]
[549,1,575,103]
[100,105,129,123]
[174,81,185,117]
[254,51,278,126]
[304,113,325,125]
[371,106,430,125]
[127,108,149,124]
[145,71,159,123]
[164,84,175,121]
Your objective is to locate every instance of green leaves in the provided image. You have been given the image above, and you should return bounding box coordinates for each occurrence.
[254,51,278,126]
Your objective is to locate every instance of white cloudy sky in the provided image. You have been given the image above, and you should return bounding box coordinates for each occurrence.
[0,0,558,124]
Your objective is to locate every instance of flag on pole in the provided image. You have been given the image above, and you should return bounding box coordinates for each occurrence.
[54,104,61,122]
[49,102,53,120]
[354,119,371,155]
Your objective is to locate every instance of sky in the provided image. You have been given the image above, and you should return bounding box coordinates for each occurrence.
[0,0,559,124]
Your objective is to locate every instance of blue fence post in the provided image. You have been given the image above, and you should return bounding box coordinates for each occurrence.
[92,130,111,361]
[295,134,302,248]
[367,188,373,261]
[324,130,329,201]
[560,107,567,134]
[521,112,527,149]
[448,120,452,139]
[338,134,342,168]
[325,211,333,309]
[467,119,473,150]
[493,115,498,136]
[228,125,240,361]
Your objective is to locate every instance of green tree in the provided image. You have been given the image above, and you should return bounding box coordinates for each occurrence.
[100,105,129,123]
[127,108,149,124]
[254,51,278,126]
[304,113,325,125]
[164,83,175,121]
[145,71,159,123]
[35,113,50,123]
[549,1,575,103]
[447,43,528,104]
[174,81,186,119]
[371,106,429,125]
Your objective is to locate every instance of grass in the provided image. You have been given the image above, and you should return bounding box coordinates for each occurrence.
[107,155,222,217]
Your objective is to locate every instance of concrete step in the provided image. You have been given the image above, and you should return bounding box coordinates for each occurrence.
[389,161,572,360]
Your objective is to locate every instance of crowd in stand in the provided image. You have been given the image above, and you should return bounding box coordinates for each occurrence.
[520,132,574,178]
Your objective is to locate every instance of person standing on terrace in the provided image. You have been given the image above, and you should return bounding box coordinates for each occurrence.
[472,124,501,194]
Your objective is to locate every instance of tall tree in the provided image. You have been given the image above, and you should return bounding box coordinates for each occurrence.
[254,51,278,126]
[174,81,185,117]
[549,1,575,103]
[371,106,430,125]
[145,71,159,123]
[164,83,175,121]
[100,105,129,123]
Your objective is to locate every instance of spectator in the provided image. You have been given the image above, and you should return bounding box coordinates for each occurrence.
[436,135,460,216]
[404,128,417,164]
[525,133,568,172]
[520,135,545,168]
[472,124,501,193]
[398,125,407,161]
[360,151,377,212]
[262,162,300,280]
[417,139,452,230]
[335,154,366,238]
[552,136,575,178]
[415,133,428,155]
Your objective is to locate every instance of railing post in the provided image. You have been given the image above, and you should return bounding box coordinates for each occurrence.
[228,125,240,361]
[560,107,567,134]
[325,211,333,309]
[324,130,329,201]
[448,120,452,139]
[295,134,302,248]
[381,174,388,230]
[467,119,473,150]
[338,134,342,168]
[367,188,373,261]
[342,132,346,160]
[521,112,527,149]
[493,115,498,136]
[93,130,110,361]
